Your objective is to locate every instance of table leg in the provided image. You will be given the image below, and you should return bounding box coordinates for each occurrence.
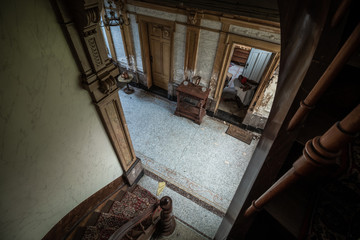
[124,83,134,94]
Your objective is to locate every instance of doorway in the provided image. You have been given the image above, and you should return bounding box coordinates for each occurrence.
[148,22,172,91]
[137,15,175,95]
[214,35,280,127]
[217,44,273,123]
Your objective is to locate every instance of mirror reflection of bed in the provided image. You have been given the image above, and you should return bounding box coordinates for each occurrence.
[218,44,273,125]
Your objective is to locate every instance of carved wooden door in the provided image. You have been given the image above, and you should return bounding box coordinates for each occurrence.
[148,23,171,90]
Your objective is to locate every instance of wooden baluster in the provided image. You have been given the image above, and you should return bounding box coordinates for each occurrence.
[331,0,352,27]
[287,23,360,131]
[245,104,360,218]
[159,196,176,236]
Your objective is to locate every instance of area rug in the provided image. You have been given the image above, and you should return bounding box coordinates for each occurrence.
[226,124,253,145]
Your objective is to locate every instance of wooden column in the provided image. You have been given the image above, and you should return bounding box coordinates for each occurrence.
[210,23,229,102]
[54,0,142,186]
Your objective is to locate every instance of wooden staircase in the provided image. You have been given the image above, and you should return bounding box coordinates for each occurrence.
[68,185,175,240]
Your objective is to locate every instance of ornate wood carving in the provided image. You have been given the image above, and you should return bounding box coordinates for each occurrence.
[187,9,202,25]
[54,0,141,182]
[97,91,136,171]
[87,36,103,66]
[184,26,200,76]
[183,9,202,77]
[136,14,175,89]
[99,75,117,94]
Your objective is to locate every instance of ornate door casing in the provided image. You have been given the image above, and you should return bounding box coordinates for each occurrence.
[136,15,175,91]
[148,23,172,90]
[53,0,142,185]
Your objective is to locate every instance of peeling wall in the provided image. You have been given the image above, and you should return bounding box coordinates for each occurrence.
[173,24,187,84]
[242,74,278,129]
[229,25,280,44]
[195,29,220,87]
[129,14,143,71]
[0,0,123,239]
[253,74,278,118]
[110,26,128,67]
[100,23,112,58]
[200,19,222,30]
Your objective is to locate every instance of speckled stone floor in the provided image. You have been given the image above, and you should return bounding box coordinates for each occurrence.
[153,218,207,240]
[140,175,216,239]
[119,87,259,238]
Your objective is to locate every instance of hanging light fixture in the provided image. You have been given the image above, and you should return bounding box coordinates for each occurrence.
[102,0,129,30]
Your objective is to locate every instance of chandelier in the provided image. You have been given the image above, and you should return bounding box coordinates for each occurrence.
[102,0,129,30]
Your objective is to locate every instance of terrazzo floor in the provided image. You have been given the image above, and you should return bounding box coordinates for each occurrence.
[119,87,259,237]
[154,218,207,240]
[141,175,218,239]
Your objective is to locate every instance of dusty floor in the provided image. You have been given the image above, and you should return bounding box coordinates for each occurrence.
[119,87,259,238]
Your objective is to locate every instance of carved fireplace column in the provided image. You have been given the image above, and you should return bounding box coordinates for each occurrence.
[54,0,143,185]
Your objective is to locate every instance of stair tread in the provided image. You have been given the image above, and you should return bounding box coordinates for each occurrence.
[109,191,150,219]
[131,185,158,205]
[95,212,129,230]
[81,226,117,240]
[78,185,159,240]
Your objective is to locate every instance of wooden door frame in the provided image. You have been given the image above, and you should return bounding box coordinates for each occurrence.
[213,34,280,114]
[136,14,175,89]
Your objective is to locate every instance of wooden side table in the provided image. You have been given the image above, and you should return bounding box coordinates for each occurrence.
[117,74,134,94]
[175,81,210,124]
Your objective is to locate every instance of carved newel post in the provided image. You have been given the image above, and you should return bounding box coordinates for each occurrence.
[159,196,176,236]
[55,0,143,185]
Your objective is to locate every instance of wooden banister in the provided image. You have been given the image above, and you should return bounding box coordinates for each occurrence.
[287,23,360,131]
[245,104,360,218]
